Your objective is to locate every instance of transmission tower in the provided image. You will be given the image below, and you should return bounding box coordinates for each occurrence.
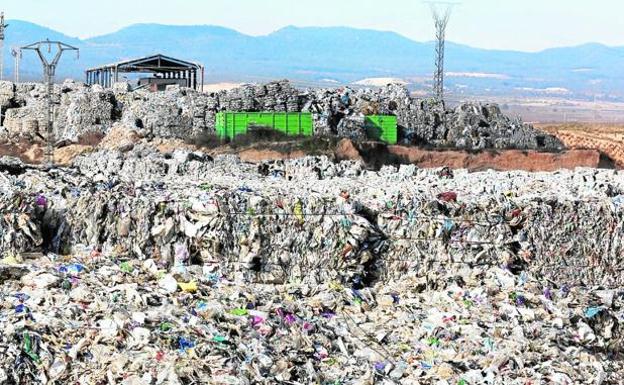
[10,47,18,83]
[0,12,8,81]
[426,2,457,103]
[20,40,79,167]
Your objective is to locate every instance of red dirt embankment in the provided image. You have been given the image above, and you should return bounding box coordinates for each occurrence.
[237,139,608,171]
[0,133,610,171]
[331,139,607,171]
[238,149,307,163]
[385,146,604,172]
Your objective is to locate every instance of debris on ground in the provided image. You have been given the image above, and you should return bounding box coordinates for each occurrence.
[0,241,622,384]
[0,80,620,384]
[0,80,562,151]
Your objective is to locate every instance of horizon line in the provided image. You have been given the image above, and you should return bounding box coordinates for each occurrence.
[6,18,623,54]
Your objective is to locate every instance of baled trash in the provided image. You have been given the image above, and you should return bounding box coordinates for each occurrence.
[0,79,561,151]
[0,148,622,384]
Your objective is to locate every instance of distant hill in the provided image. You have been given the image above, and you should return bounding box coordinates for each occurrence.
[2,20,624,100]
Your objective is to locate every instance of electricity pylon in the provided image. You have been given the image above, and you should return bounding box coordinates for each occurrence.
[10,47,18,83]
[0,12,8,81]
[20,40,79,167]
[425,1,458,103]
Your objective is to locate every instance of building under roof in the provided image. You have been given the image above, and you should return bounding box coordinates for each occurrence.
[85,54,204,91]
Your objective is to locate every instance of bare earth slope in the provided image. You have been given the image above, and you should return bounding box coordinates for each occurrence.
[539,123,624,167]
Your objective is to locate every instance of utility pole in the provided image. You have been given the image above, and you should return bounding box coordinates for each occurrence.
[426,2,457,103]
[0,12,8,81]
[20,40,79,167]
[10,47,18,83]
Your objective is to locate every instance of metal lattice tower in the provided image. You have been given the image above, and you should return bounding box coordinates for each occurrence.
[426,2,455,102]
[20,40,79,167]
[10,47,18,83]
[0,12,8,81]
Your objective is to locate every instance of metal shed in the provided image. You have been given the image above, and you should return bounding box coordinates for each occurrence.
[85,54,204,90]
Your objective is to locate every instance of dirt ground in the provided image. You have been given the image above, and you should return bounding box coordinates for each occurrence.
[0,124,618,171]
[538,123,624,167]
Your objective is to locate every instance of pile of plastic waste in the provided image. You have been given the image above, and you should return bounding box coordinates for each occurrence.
[0,80,562,151]
[0,246,621,384]
[0,152,623,384]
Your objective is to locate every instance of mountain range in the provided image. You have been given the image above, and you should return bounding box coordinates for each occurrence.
[2,20,624,100]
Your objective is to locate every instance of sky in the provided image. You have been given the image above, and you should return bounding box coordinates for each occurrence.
[2,0,623,52]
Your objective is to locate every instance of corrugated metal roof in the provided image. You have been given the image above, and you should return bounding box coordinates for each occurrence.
[86,53,201,72]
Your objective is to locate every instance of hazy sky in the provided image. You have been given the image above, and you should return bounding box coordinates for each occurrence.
[3,0,622,51]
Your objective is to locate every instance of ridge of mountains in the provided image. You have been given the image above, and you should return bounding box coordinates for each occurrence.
[3,20,624,100]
